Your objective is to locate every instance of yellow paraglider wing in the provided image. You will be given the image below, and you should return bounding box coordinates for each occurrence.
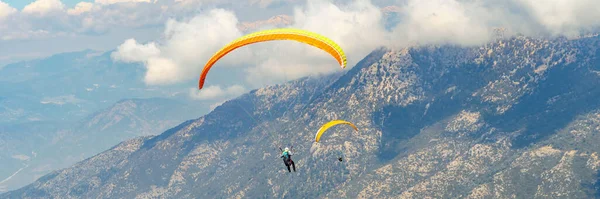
[198,28,347,89]
[315,120,358,142]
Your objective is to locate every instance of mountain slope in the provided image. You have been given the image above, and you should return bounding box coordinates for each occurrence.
[5,34,600,198]
[0,50,141,124]
[0,98,199,193]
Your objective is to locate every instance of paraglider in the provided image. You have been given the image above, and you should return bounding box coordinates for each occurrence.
[198,28,347,90]
[280,147,296,172]
[314,120,358,142]
[314,120,358,162]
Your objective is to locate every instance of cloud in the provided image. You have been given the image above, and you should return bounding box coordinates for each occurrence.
[387,0,600,46]
[22,0,66,16]
[244,0,389,81]
[111,39,161,63]
[513,0,600,37]
[0,0,73,41]
[111,39,183,85]
[0,1,17,20]
[73,1,166,32]
[112,0,389,87]
[67,2,95,15]
[161,10,248,67]
[189,85,246,100]
[112,9,248,85]
[144,57,180,84]
[389,0,492,46]
[0,0,210,41]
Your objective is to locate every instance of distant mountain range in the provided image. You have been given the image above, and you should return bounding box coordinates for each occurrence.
[0,97,201,193]
[4,34,600,198]
[0,49,199,124]
[0,50,214,193]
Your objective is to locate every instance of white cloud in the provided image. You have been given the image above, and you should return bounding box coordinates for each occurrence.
[0,0,71,41]
[1,0,213,41]
[22,0,66,16]
[161,10,248,67]
[111,39,161,63]
[245,0,388,81]
[390,0,492,46]
[189,85,246,100]
[75,2,165,31]
[513,0,600,37]
[67,2,95,15]
[0,1,17,20]
[112,0,389,87]
[112,9,248,85]
[388,0,600,46]
[144,57,180,85]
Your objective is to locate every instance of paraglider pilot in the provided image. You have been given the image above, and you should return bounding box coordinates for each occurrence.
[280,147,296,172]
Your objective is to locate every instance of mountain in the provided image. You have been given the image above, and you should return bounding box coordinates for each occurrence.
[0,121,67,192]
[0,49,198,125]
[0,47,213,192]
[0,98,200,193]
[4,34,600,198]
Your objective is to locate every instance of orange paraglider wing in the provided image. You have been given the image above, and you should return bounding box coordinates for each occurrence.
[198,28,347,90]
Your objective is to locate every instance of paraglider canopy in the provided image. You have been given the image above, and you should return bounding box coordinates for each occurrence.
[314,120,358,142]
[198,28,348,90]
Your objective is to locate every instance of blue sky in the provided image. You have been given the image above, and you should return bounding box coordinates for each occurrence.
[1,0,600,103]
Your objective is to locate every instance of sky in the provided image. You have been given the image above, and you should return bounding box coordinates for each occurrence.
[3,0,91,9]
[2,0,600,107]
